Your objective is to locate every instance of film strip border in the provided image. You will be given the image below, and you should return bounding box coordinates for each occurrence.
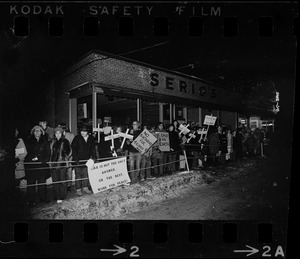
[2,221,287,257]
[12,15,298,37]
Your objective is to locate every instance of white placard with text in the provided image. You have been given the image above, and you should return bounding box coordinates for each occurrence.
[87,157,130,194]
[131,129,157,155]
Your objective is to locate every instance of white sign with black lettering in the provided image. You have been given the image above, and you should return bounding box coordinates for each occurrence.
[155,132,170,152]
[203,115,217,126]
[131,129,157,155]
[87,157,130,194]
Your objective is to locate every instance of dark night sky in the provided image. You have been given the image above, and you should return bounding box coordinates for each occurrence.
[0,2,297,142]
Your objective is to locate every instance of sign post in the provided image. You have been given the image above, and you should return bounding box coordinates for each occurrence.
[93,124,104,143]
[183,149,190,172]
[119,129,133,149]
[203,114,217,138]
[104,130,121,157]
[198,128,209,143]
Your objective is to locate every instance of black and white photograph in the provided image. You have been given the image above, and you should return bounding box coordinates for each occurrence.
[0,1,296,258]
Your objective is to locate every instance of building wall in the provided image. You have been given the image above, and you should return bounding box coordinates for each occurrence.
[50,52,241,130]
[94,57,239,107]
[54,60,97,126]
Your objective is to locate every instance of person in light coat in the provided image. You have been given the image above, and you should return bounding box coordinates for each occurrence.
[226,129,233,161]
[15,127,27,187]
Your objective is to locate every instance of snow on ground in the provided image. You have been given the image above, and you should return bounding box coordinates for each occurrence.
[30,159,257,220]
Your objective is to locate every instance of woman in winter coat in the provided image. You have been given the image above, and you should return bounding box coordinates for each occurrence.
[50,127,72,204]
[15,127,27,187]
[24,125,51,205]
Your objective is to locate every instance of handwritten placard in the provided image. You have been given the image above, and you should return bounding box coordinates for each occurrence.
[203,115,217,126]
[87,157,130,194]
[131,129,157,155]
[155,132,170,152]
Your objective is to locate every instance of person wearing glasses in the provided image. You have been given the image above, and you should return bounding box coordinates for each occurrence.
[127,121,142,184]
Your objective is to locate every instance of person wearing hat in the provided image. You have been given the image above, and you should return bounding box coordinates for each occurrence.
[39,120,55,141]
[71,124,96,196]
[49,127,72,204]
[24,125,51,205]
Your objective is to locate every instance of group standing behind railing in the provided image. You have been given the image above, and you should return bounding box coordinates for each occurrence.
[12,119,269,206]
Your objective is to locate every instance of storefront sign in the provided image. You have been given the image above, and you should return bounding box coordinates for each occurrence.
[155,132,170,152]
[87,157,130,194]
[203,115,217,126]
[93,56,239,107]
[131,129,157,154]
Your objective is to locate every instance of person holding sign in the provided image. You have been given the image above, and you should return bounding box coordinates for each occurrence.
[71,124,96,196]
[114,126,128,156]
[140,125,156,181]
[153,122,166,176]
[127,121,142,184]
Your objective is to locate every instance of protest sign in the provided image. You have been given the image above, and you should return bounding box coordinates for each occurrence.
[131,129,157,155]
[203,115,217,126]
[155,132,170,152]
[178,124,190,135]
[87,157,130,194]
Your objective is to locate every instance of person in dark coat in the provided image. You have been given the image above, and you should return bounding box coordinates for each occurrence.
[217,125,227,164]
[71,124,96,196]
[233,128,244,160]
[24,125,51,205]
[166,124,180,172]
[50,127,72,203]
[207,126,219,164]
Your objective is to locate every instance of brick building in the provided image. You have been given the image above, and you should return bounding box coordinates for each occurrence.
[44,50,272,133]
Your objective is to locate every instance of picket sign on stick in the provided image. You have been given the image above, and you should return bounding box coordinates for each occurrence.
[104,130,120,146]
[202,114,217,141]
[93,124,102,143]
[105,130,121,157]
[187,131,196,143]
[93,124,104,143]
[198,128,208,143]
[119,129,133,149]
[179,124,190,135]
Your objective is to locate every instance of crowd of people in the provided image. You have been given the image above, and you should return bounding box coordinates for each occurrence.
[8,119,269,206]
